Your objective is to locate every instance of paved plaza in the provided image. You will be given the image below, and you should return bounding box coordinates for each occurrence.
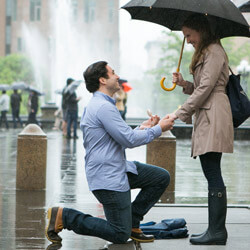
[0,128,250,250]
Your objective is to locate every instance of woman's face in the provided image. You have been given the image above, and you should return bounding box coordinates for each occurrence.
[182,26,201,49]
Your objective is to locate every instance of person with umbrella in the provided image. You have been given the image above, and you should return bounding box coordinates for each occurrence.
[168,14,234,245]
[63,78,81,139]
[11,89,23,128]
[114,79,128,120]
[0,90,10,130]
[61,78,73,137]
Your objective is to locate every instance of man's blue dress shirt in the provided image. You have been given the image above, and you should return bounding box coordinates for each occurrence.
[80,91,162,192]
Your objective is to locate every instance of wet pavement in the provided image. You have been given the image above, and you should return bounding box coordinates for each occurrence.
[0,128,250,250]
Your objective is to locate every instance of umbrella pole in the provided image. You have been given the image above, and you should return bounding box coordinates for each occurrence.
[160,37,186,91]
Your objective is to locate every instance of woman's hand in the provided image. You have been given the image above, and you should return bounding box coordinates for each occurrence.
[167,113,178,120]
[172,72,187,87]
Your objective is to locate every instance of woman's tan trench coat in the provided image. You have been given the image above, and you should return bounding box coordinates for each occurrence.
[175,43,234,157]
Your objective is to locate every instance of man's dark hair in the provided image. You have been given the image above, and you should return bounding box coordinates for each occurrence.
[66,78,74,86]
[2,90,6,94]
[83,61,108,93]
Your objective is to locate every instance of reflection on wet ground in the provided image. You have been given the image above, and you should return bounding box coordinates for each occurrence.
[0,129,250,249]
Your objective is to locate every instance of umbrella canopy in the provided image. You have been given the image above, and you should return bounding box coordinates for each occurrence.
[55,89,63,95]
[118,78,128,84]
[11,81,29,90]
[122,82,133,92]
[239,0,250,12]
[118,78,132,92]
[122,0,250,38]
[0,84,11,91]
[26,86,45,96]
[64,80,83,94]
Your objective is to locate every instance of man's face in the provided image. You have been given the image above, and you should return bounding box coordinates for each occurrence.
[104,65,120,94]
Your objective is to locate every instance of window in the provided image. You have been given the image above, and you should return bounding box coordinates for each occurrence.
[6,26,11,44]
[84,0,96,23]
[12,0,17,21]
[17,37,22,52]
[5,1,12,55]
[108,0,114,23]
[30,0,41,21]
[71,0,78,20]
[5,26,11,54]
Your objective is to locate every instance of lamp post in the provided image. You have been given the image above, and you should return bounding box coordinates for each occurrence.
[237,60,250,95]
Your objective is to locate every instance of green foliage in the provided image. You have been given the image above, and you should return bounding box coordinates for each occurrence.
[0,54,34,84]
[222,38,250,68]
[0,54,35,115]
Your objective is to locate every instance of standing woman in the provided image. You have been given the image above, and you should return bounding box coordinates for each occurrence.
[170,14,233,245]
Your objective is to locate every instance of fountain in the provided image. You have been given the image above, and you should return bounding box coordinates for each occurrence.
[22,0,119,116]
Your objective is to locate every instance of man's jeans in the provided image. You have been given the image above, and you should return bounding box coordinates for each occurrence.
[62,161,170,243]
[67,110,78,137]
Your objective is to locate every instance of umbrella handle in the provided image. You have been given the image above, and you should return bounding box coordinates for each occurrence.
[160,37,186,92]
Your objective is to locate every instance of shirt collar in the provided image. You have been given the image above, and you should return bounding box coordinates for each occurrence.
[94,91,116,105]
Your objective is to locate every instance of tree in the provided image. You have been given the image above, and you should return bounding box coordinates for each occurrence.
[222,38,250,68]
[0,54,34,84]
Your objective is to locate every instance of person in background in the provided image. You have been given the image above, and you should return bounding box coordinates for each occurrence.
[52,108,63,130]
[11,89,23,128]
[27,91,39,125]
[114,81,127,120]
[66,87,81,139]
[45,61,175,245]
[61,78,73,136]
[169,14,233,245]
[0,90,10,129]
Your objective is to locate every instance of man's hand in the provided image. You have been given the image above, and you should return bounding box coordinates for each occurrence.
[140,115,160,130]
[159,115,175,132]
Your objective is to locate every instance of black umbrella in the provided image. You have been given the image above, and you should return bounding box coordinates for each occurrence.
[118,78,128,84]
[64,80,83,94]
[122,0,250,91]
[0,84,11,91]
[239,0,250,12]
[26,86,45,96]
[122,0,250,38]
[11,81,29,90]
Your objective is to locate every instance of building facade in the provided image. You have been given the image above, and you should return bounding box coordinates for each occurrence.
[0,0,120,67]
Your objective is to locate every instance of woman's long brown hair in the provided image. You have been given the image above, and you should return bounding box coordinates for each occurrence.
[182,14,219,74]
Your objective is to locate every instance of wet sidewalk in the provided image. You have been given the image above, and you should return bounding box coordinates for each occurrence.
[0,128,250,250]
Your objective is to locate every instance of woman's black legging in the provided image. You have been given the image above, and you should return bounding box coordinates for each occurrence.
[199,152,225,189]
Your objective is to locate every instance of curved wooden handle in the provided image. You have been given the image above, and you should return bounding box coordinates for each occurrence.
[160,37,186,92]
[160,77,176,91]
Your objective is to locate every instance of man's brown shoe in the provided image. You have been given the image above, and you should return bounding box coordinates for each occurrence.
[130,228,154,243]
[45,207,64,243]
